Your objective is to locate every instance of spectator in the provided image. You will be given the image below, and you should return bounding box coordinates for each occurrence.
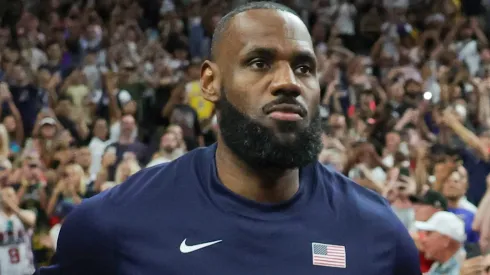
[416,211,466,274]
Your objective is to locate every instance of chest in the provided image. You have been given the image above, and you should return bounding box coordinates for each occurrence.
[115,210,396,275]
[0,216,27,246]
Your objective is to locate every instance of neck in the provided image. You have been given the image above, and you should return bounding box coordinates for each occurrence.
[215,141,299,204]
[447,198,460,209]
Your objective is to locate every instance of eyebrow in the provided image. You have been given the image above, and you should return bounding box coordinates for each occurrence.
[243,46,317,67]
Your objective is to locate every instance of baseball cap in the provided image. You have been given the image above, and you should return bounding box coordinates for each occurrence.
[40,117,57,126]
[409,189,448,210]
[415,211,466,243]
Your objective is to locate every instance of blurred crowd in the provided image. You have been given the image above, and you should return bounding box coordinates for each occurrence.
[0,0,489,274]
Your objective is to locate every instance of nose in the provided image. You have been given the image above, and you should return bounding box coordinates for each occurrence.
[270,62,302,97]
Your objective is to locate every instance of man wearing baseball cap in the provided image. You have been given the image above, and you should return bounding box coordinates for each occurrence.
[410,190,448,273]
[416,211,466,274]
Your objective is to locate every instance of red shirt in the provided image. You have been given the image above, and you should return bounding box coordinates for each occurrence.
[419,251,434,273]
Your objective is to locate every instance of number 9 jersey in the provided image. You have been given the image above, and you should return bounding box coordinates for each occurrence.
[0,214,35,275]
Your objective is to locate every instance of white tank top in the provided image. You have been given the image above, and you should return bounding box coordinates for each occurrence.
[0,211,35,275]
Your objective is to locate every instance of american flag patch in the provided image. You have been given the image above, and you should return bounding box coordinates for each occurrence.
[312,242,346,268]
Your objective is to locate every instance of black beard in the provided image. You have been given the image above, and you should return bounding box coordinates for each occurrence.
[217,93,322,170]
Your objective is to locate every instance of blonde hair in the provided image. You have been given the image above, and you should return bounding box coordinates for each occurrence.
[0,124,10,158]
[115,160,141,185]
[65,164,87,195]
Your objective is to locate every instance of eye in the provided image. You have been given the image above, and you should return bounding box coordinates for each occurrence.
[295,65,312,75]
[249,59,270,70]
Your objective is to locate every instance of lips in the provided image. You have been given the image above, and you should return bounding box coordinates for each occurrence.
[265,103,306,121]
[266,103,306,117]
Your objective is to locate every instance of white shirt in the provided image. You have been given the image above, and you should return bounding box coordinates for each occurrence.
[458,196,478,214]
[88,137,112,175]
[49,224,61,252]
[451,40,480,76]
[332,3,356,35]
[109,122,138,144]
[146,157,173,168]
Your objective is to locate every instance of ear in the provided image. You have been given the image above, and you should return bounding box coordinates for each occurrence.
[200,60,221,103]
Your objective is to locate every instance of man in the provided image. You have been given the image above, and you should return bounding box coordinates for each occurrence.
[146,130,183,168]
[105,114,148,180]
[0,186,36,275]
[37,2,419,274]
[410,190,448,273]
[441,170,479,244]
[416,211,466,275]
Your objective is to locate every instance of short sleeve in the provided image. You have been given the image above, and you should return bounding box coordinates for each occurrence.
[38,193,117,274]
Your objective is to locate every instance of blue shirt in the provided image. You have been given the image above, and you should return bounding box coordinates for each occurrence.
[37,145,420,275]
[448,207,479,243]
[427,249,462,275]
[460,148,490,205]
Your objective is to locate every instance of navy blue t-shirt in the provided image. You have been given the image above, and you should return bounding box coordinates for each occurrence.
[38,145,420,275]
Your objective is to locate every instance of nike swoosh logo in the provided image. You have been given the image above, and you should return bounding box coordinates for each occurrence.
[179,238,222,253]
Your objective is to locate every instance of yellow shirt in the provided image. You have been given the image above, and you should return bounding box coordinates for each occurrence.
[186,81,214,121]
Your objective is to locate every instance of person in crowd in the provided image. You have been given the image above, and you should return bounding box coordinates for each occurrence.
[0,186,36,275]
[416,211,466,274]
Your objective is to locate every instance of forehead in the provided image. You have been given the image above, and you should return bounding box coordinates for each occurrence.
[223,9,313,58]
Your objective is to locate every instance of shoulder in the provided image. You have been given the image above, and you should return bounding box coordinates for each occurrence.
[105,147,208,206]
[316,164,419,271]
[317,164,391,218]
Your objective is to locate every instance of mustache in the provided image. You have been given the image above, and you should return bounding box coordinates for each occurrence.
[262,96,307,115]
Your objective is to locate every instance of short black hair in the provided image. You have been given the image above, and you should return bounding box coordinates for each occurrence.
[210,1,299,61]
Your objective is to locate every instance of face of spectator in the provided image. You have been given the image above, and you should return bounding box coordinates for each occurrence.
[385,132,401,151]
[479,131,490,150]
[201,9,322,169]
[47,43,62,61]
[167,125,184,145]
[121,115,136,136]
[11,65,27,83]
[413,203,439,222]
[76,147,91,170]
[126,29,137,42]
[93,119,108,140]
[84,52,97,65]
[40,123,56,139]
[122,100,137,116]
[442,171,465,200]
[160,133,178,153]
[460,27,473,40]
[3,115,16,133]
[65,165,81,186]
[328,114,346,130]
[420,231,451,260]
[38,68,52,85]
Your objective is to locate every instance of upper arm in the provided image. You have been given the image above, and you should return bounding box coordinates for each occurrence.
[393,221,421,275]
[39,194,117,274]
